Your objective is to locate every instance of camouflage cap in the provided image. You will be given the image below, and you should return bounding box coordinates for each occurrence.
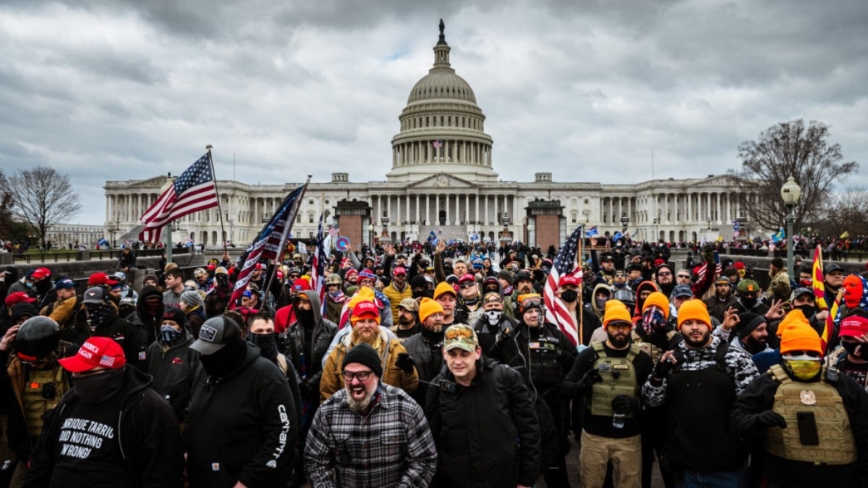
[398,297,418,312]
[444,324,479,353]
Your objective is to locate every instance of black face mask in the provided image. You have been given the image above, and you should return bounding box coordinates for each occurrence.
[560,290,578,303]
[35,279,52,294]
[412,288,433,299]
[296,307,315,326]
[248,333,278,361]
[842,341,866,359]
[741,297,757,310]
[200,340,247,378]
[85,303,114,329]
[796,304,817,319]
[75,367,126,404]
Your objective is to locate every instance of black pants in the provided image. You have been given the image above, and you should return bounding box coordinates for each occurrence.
[541,390,572,488]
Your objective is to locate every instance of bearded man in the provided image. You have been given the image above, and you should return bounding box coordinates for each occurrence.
[319,300,418,402]
[305,343,437,487]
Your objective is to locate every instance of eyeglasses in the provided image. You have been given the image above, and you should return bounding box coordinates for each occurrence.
[327,284,339,287]
[342,370,373,382]
[657,272,672,277]
[459,283,475,289]
[676,275,690,279]
[289,274,300,279]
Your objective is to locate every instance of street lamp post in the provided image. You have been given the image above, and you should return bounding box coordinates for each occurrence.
[781,176,802,279]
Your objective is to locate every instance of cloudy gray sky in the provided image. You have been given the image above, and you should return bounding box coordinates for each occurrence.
[2,0,866,225]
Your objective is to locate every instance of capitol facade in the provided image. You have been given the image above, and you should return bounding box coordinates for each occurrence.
[104,25,750,251]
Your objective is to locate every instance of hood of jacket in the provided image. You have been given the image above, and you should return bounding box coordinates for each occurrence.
[590,283,612,315]
[136,285,164,324]
[633,281,660,317]
[298,289,324,327]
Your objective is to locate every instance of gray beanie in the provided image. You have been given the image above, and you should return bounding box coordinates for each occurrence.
[180,290,205,308]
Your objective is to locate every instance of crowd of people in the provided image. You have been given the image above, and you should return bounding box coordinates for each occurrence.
[0,235,866,488]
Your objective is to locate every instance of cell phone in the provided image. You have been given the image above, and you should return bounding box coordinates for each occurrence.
[796,411,820,445]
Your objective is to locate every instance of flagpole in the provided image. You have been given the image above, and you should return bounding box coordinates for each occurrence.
[262,175,312,308]
[578,227,584,345]
[206,145,229,254]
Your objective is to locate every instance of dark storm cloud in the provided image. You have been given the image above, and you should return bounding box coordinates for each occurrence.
[0,0,865,225]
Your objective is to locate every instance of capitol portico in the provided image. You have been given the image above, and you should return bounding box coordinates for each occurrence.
[104,23,752,252]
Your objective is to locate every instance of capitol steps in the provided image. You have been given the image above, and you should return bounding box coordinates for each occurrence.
[418,225,471,242]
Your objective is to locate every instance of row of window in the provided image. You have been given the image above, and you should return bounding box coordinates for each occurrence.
[402,114,482,131]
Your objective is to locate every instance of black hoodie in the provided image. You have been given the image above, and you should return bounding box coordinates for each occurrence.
[187,342,298,488]
[128,285,164,346]
[26,366,184,488]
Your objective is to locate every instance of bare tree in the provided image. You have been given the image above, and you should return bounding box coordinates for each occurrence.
[814,187,868,237]
[9,166,82,250]
[0,170,14,239]
[729,119,858,232]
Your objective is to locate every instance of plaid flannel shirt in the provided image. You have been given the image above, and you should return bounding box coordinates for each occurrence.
[304,383,437,487]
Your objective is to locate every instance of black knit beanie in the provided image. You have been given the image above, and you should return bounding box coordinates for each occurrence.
[343,343,383,378]
[736,312,766,339]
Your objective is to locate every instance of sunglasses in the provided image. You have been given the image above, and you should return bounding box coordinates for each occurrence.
[677,275,690,279]
[658,272,672,277]
[459,283,475,289]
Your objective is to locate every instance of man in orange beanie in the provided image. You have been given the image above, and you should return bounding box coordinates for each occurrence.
[402,298,446,404]
[643,299,759,484]
[630,291,681,488]
[731,310,868,488]
[562,300,653,488]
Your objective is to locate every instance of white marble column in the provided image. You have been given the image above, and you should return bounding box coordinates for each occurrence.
[475,194,480,223]
[435,196,440,225]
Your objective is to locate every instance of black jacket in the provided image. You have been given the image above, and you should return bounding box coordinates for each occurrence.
[187,342,298,488]
[402,329,445,404]
[730,369,868,488]
[490,321,577,393]
[146,330,200,422]
[26,366,184,488]
[128,285,164,347]
[286,290,337,400]
[425,357,541,488]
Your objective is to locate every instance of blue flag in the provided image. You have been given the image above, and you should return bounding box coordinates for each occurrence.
[97,238,109,247]
[427,231,438,246]
[612,231,623,242]
[585,226,598,237]
[771,227,785,244]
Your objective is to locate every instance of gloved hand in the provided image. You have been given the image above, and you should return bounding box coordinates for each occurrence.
[756,410,787,429]
[579,368,602,396]
[611,394,640,415]
[653,356,675,380]
[396,353,415,374]
[298,379,312,397]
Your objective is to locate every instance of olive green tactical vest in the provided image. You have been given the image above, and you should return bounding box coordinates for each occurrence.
[590,342,640,418]
[764,364,857,465]
[24,366,69,439]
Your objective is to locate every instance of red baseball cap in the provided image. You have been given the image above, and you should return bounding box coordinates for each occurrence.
[88,272,118,287]
[4,292,36,308]
[458,274,476,284]
[59,337,127,373]
[393,266,407,277]
[351,301,380,324]
[839,315,868,338]
[559,276,580,288]
[31,267,51,280]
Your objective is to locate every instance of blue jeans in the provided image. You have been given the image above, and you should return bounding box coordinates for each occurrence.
[676,465,746,488]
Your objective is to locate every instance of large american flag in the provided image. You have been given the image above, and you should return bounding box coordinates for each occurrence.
[230,185,306,306]
[310,213,331,314]
[139,154,218,243]
[544,225,584,346]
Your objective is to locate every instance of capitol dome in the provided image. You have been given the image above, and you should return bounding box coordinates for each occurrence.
[386,22,498,183]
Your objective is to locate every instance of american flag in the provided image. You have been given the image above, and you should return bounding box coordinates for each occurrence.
[432,140,443,149]
[544,225,584,346]
[310,213,331,314]
[230,184,306,306]
[139,154,218,243]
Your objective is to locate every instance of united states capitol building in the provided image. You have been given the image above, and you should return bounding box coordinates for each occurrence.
[105,24,747,251]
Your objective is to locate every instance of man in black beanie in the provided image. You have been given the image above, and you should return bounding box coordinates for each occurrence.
[187,316,298,488]
[305,343,437,487]
[717,309,777,373]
